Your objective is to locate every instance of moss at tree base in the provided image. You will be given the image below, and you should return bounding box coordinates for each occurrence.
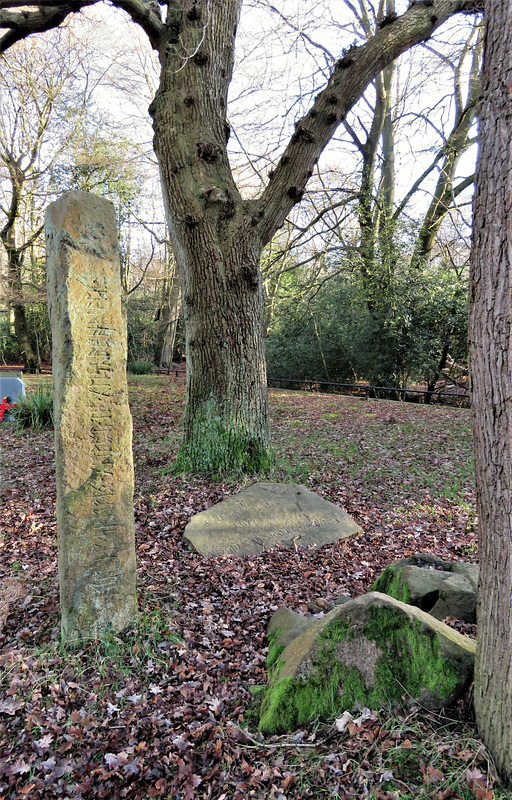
[259,593,475,735]
[173,395,274,476]
[174,437,274,476]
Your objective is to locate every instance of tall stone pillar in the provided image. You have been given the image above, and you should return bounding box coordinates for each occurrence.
[46,191,137,644]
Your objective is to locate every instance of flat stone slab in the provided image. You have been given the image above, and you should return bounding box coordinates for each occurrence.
[183,482,362,557]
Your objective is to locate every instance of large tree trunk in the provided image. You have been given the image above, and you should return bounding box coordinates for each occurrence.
[150,1,272,473]
[469,0,512,783]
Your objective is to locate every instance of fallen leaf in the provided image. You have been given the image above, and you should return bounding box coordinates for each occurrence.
[426,764,444,784]
[0,699,24,715]
[335,711,353,732]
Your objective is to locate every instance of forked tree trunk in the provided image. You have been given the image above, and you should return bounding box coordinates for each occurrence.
[469,0,512,783]
[143,0,483,474]
[0,0,485,479]
[150,2,272,473]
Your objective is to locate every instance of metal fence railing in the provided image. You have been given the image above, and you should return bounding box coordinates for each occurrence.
[157,366,186,378]
[266,377,470,406]
[3,363,469,407]
[159,368,469,407]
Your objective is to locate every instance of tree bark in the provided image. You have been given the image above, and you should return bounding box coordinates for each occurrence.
[150,1,272,472]
[469,0,512,783]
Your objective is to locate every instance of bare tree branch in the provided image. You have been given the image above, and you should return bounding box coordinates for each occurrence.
[0,0,165,52]
[0,3,96,53]
[253,0,484,246]
[110,0,166,50]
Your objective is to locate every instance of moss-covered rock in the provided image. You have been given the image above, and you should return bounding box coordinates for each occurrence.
[259,592,475,735]
[371,554,478,623]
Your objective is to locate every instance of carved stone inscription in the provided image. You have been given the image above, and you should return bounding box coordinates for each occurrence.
[183,482,362,557]
[46,191,137,644]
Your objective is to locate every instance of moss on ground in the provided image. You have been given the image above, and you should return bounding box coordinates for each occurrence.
[259,598,467,735]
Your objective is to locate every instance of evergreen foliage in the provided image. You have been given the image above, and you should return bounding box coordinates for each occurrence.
[265,258,468,390]
[127,359,155,375]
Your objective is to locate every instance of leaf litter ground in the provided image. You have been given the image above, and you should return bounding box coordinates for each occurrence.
[0,376,504,799]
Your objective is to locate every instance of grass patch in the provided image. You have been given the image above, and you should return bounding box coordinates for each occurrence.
[11,382,53,429]
[271,393,474,505]
[127,359,155,375]
[1,602,182,703]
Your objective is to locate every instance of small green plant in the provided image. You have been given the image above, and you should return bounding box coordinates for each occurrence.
[127,359,155,375]
[12,383,53,429]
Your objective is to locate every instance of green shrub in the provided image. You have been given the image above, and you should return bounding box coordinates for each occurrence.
[12,383,53,430]
[127,359,155,375]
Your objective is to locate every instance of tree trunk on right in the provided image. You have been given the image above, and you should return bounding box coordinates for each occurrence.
[469,0,512,783]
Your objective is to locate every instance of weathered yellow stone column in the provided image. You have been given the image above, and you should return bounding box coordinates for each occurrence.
[46,191,137,644]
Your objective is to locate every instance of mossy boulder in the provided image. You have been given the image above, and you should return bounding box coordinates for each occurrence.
[259,592,475,735]
[371,554,478,623]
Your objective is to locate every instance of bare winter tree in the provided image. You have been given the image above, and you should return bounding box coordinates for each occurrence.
[0,0,483,471]
[0,30,91,370]
[230,4,479,400]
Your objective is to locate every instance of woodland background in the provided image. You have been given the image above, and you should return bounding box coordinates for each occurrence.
[0,1,477,394]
